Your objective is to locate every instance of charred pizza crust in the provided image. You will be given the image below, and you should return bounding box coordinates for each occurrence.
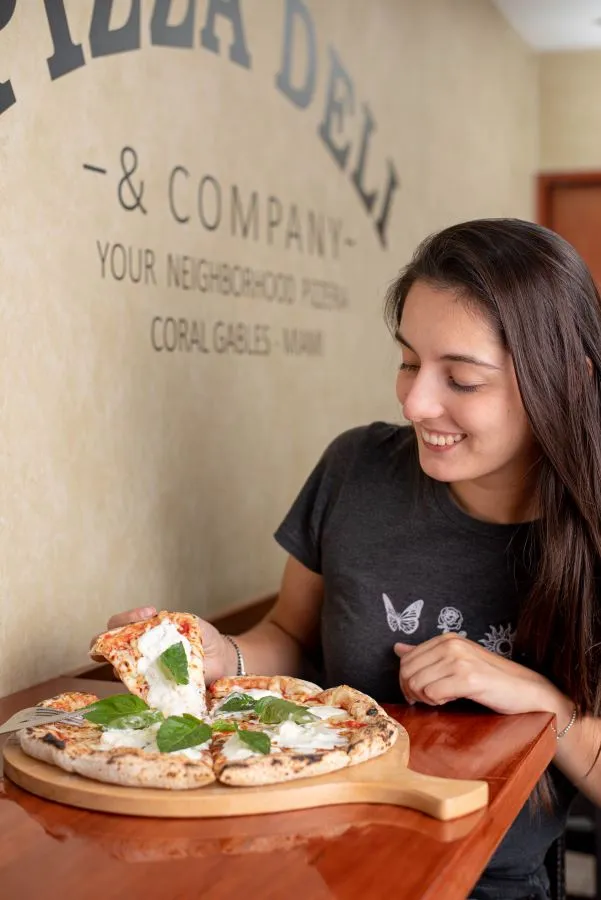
[209,675,322,704]
[19,692,215,790]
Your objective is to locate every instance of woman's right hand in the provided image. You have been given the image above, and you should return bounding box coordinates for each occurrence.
[91,606,233,684]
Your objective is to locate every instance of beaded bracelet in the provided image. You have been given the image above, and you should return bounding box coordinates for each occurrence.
[551,705,577,740]
[223,634,246,677]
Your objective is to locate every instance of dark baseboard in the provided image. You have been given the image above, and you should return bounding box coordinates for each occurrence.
[210,594,276,635]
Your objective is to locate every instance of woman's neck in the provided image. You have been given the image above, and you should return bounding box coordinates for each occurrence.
[449,473,538,525]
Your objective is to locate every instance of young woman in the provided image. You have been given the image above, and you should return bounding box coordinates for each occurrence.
[103,218,601,900]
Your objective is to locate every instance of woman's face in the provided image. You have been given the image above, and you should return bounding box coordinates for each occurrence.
[396,281,537,489]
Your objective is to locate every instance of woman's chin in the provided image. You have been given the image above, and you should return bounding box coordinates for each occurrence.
[416,438,468,480]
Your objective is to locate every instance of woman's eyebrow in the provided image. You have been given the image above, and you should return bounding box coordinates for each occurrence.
[397,332,501,370]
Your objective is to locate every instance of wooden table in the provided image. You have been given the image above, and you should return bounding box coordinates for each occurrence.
[0,676,556,900]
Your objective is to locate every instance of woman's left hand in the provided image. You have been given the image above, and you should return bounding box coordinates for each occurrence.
[395,632,563,716]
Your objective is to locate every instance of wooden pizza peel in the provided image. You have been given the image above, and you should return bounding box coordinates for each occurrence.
[3,723,488,821]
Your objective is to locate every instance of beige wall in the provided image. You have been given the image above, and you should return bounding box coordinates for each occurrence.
[540,50,601,170]
[0,0,537,695]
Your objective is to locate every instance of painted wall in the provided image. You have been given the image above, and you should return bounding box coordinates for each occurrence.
[0,0,537,694]
[539,50,601,171]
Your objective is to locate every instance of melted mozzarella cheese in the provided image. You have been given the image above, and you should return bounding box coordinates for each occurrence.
[273,720,348,751]
[173,742,210,759]
[100,723,161,751]
[306,706,347,721]
[244,689,284,699]
[136,620,205,718]
[99,723,210,757]
[220,733,258,761]
[219,719,349,763]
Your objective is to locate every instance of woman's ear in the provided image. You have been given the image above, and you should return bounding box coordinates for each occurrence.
[587,357,593,376]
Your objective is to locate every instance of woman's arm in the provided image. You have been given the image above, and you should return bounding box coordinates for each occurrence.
[229,555,324,677]
[535,685,601,805]
[396,632,601,806]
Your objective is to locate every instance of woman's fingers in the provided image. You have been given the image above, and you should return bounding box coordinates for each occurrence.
[106,606,157,631]
[396,642,448,704]
[397,642,448,678]
[396,634,488,705]
[89,606,157,660]
[400,658,457,705]
[409,673,461,706]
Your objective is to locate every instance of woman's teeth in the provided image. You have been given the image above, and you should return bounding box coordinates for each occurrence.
[421,429,465,447]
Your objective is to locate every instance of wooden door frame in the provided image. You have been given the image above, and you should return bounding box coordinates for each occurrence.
[538,171,601,227]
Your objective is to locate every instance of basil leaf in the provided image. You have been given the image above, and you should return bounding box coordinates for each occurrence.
[211,719,238,732]
[158,642,189,685]
[219,693,256,712]
[157,715,212,753]
[238,729,271,755]
[81,694,149,726]
[290,707,318,725]
[254,697,316,725]
[107,709,164,730]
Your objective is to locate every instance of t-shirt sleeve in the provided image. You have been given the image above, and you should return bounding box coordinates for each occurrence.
[274,427,367,574]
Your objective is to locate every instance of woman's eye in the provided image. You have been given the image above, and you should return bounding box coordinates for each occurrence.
[449,377,482,393]
[397,363,483,392]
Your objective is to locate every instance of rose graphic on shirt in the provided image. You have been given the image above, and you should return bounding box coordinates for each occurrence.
[436,606,467,636]
[479,623,516,658]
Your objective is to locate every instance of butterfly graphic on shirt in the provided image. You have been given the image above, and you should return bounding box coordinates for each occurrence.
[382,594,423,634]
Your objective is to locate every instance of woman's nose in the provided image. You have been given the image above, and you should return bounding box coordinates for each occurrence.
[398,371,445,423]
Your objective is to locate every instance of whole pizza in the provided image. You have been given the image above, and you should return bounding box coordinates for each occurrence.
[18,610,399,790]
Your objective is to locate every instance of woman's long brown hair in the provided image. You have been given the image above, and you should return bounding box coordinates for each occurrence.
[384,218,601,734]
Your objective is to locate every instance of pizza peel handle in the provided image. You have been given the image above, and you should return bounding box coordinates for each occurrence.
[339,728,489,821]
[347,766,489,821]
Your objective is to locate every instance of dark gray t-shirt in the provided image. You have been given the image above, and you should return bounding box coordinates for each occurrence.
[274,422,576,900]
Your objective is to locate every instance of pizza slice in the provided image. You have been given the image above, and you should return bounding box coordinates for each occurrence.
[207,676,399,786]
[89,610,206,718]
[19,691,215,789]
